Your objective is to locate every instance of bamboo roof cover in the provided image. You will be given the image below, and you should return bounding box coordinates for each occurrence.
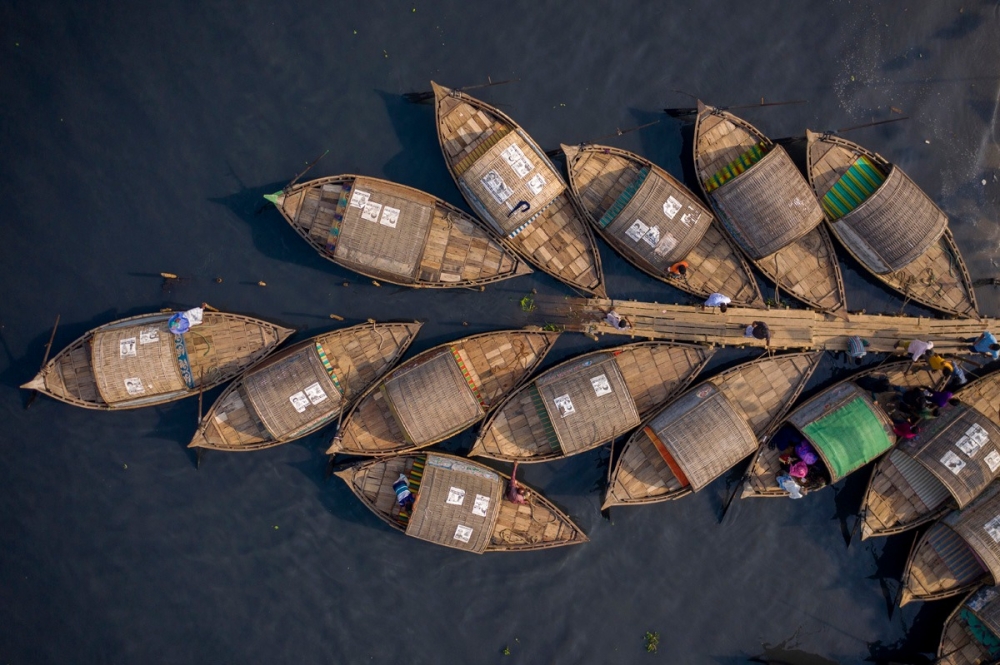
[900,405,1000,509]
[945,484,1000,584]
[242,344,343,439]
[647,383,758,491]
[404,454,502,553]
[535,353,640,456]
[334,177,433,279]
[383,351,484,445]
[832,166,948,274]
[91,322,188,404]
[458,130,565,236]
[710,147,824,260]
[964,585,1000,641]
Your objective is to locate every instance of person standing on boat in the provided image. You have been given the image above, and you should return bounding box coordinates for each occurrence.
[702,293,730,313]
[667,260,689,280]
[965,331,1000,360]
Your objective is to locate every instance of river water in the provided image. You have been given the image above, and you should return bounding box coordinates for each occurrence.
[2,1,999,662]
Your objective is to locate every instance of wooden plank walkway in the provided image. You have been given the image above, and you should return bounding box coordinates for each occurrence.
[535,297,996,356]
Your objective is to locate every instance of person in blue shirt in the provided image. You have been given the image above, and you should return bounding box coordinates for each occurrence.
[965,331,1000,360]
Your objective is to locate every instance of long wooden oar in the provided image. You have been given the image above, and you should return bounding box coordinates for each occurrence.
[664,98,807,118]
[774,116,910,145]
[544,119,662,158]
[25,314,60,410]
[283,149,329,193]
[403,78,519,104]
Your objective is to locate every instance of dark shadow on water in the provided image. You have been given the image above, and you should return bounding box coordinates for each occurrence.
[932,10,985,41]
[865,593,959,664]
[830,465,871,547]
[866,529,920,620]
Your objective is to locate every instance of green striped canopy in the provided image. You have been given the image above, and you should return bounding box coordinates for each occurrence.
[801,395,893,481]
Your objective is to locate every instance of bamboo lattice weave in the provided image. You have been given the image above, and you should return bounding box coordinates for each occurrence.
[945,484,1000,582]
[967,586,1000,643]
[404,455,501,553]
[711,147,824,259]
[243,345,342,438]
[334,179,434,279]
[650,385,758,491]
[833,166,948,274]
[383,352,483,444]
[91,323,186,404]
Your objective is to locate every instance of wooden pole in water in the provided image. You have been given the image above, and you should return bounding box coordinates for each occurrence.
[25,314,60,410]
[402,78,519,103]
[545,120,662,158]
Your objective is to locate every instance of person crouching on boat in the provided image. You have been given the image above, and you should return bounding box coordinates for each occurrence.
[506,463,530,504]
[702,293,730,313]
[393,474,416,512]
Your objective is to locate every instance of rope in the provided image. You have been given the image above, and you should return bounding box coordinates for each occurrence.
[367,319,386,351]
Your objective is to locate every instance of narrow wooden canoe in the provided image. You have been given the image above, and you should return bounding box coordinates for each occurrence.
[335,452,588,553]
[189,322,421,451]
[604,351,821,508]
[741,360,940,498]
[21,311,293,410]
[693,102,846,313]
[470,341,713,463]
[432,82,606,296]
[328,329,559,456]
[937,586,1000,664]
[860,371,1000,539]
[562,143,763,306]
[899,483,1000,605]
[806,131,978,319]
[265,174,532,288]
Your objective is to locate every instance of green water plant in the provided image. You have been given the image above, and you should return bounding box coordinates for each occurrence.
[644,631,659,653]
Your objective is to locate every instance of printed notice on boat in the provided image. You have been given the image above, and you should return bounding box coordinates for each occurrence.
[591,374,613,397]
[941,450,966,475]
[379,206,400,228]
[361,200,383,223]
[124,377,145,395]
[626,219,649,242]
[527,173,545,195]
[215,393,246,423]
[986,449,1000,473]
[289,391,310,413]
[653,232,678,257]
[139,329,159,344]
[304,382,328,405]
[641,225,661,248]
[956,424,990,457]
[986,515,1000,543]
[120,337,137,358]
[472,494,491,517]
[446,487,466,506]
[680,211,702,227]
[482,170,514,204]
[662,197,682,219]
[349,189,371,209]
[501,145,534,178]
[553,394,576,418]
[453,524,473,543]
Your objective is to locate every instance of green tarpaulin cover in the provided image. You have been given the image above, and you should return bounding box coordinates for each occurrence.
[802,396,892,481]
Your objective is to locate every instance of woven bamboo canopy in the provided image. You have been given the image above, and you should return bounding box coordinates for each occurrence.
[944,484,1000,585]
[22,311,293,410]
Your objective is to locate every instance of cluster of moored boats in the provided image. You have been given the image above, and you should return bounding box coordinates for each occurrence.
[20,82,1000,656]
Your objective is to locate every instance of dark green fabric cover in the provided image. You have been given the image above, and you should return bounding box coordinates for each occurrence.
[801,396,892,481]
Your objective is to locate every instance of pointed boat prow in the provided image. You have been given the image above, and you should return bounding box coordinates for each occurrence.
[264,191,284,206]
[332,464,355,482]
[560,143,580,160]
[430,80,449,100]
[187,429,209,449]
[21,375,46,391]
[696,99,707,113]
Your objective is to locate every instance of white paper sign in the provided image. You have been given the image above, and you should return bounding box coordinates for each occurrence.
[591,374,613,397]
[680,211,702,227]
[626,219,649,242]
[349,189,371,209]
[986,450,1000,473]
[527,173,545,195]
[553,394,575,418]
[501,145,534,178]
[380,206,400,228]
[472,494,491,517]
[653,233,679,257]
[361,200,383,223]
[304,382,328,405]
[446,487,466,506]
[986,515,1000,543]
[941,450,967,475]
[453,524,473,543]
[124,377,145,395]
[641,226,661,248]
[289,391,310,413]
[139,329,159,344]
[662,197,682,219]
[482,170,514,203]
[120,338,137,358]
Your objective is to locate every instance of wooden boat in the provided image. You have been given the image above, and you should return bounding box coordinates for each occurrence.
[21,310,293,410]
[328,330,559,456]
[432,82,606,296]
[189,322,421,451]
[693,102,846,313]
[604,351,821,508]
[335,452,588,553]
[562,143,763,306]
[264,174,532,288]
[742,361,940,498]
[899,483,1000,605]
[937,586,1000,664]
[470,341,713,463]
[860,371,1000,539]
[806,131,978,319]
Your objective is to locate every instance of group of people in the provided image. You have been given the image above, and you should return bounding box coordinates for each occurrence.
[772,427,829,500]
